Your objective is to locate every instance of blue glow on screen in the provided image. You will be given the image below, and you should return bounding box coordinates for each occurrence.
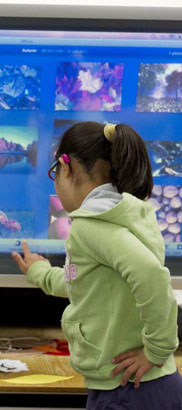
[0,30,182,258]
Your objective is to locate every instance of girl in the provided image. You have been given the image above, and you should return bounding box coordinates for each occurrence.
[12,122,182,410]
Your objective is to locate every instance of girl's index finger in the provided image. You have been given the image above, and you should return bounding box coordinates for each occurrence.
[22,241,31,256]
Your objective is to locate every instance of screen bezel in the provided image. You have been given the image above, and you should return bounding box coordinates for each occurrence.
[2,16,182,32]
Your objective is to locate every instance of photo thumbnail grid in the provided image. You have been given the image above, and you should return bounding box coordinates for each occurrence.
[1,57,182,244]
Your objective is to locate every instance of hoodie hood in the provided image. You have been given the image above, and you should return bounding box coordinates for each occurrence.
[81,183,122,213]
[69,183,165,265]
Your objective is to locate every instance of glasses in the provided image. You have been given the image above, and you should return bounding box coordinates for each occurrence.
[48,160,59,181]
[48,154,71,181]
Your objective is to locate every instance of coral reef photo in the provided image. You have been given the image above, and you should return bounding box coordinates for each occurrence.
[0,210,34,239]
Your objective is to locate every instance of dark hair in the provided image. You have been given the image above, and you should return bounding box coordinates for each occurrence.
[55,121,153,200]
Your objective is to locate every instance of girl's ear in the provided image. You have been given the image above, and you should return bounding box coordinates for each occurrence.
[58,157,71,177]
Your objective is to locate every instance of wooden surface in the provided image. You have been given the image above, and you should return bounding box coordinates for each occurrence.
[0,327,181,394]
[0,326,86,393]
[0,355,86,393]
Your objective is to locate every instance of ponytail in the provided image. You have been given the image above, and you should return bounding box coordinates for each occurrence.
[110,124,153,199]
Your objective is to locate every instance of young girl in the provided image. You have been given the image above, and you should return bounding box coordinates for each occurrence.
[12,122,182,410]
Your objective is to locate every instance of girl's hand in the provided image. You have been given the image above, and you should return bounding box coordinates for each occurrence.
[111,347,163,389]
[12,241,49,275]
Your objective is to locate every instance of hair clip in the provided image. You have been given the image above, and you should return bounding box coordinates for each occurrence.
[61,154,70,163]
[104,124,116,142]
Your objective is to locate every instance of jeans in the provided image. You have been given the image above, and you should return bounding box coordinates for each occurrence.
[86,369,182,410]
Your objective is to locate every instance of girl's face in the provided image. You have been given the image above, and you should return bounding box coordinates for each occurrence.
[54,158,78,213]
[54,156,111,213]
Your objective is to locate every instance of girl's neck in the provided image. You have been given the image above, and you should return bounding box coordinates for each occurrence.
[71,158,112,210]
[74,179,111,209]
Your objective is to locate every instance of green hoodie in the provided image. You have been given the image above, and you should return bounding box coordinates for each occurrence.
[27,188,178,390]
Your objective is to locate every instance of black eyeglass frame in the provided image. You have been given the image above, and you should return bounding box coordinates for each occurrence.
[48,157,72,181]
[48,160,60,181]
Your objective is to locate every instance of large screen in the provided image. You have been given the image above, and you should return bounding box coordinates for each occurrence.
[0,25,182,277]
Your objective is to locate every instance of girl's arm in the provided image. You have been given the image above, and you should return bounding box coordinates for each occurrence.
[27,261,68,298]
[12,241,68,298]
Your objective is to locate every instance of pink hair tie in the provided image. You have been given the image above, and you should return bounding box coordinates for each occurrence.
[61,154,70,163]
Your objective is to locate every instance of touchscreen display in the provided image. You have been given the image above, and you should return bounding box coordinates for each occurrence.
[0,30,182,261]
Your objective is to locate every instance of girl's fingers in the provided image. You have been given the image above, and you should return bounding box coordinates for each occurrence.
[112,349,140,363]
[111,358,135,377]
[22,242,46,262]
[12,243,47,275]
[134,362,153,389]
[11,252,27,274]
[22,241,31,258]
[134,368,144,389]
[121,363,138,386]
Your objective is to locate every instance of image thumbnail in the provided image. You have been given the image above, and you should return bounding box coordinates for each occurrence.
[137,63,182,113]
[0,209,34,239]
[49,120,77,163]
[0,65,41,110]
[150,185,182,242]
[145,140,182,177]
[0,126,38,173]
[49,195,71,240]
[55,62,123,111]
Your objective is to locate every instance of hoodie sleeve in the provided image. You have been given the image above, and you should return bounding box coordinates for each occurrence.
[73,219,178,365]
[26,260,68,298]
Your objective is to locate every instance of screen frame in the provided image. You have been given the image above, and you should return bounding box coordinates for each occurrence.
[2,16,182,32]
[0,14,182,287]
